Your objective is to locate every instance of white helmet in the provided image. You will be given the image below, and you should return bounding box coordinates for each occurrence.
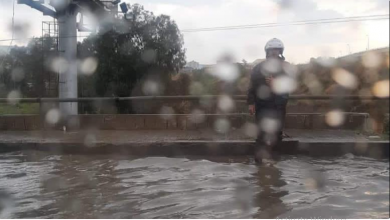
[264,38,284,53]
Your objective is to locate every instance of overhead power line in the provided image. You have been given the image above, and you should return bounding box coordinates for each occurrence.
[0,14,388,43]
[181,14,389,32]
[181,14,388,32]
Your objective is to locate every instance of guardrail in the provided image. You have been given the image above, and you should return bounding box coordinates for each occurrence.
[0,95,385,132]
[0,112,373,131]
[0,95,387,103]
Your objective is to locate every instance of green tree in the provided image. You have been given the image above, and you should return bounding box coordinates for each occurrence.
[78,3,186,113]
[0,36,57,98]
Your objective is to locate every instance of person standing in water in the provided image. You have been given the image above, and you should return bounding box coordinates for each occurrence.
[247,38,290,164]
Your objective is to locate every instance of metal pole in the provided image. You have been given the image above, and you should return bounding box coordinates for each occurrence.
[0,95,387,103]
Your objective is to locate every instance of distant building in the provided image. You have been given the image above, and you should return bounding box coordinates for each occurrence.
[201,64,215,69]
[185,61,203,70]
[338,47,389,62]
[181,67,195,74]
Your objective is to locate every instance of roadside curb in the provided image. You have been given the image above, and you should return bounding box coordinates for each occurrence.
[0,140,388,159]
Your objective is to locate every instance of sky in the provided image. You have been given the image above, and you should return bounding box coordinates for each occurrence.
[0,0,388,64]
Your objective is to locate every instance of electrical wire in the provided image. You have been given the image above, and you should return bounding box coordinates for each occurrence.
[0,14,388,42]
[181,14,389,32]
[181,14,388,32]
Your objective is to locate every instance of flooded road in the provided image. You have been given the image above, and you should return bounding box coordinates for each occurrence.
[0,151,388,219]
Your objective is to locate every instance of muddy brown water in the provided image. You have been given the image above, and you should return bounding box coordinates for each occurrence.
[0,151,388,219]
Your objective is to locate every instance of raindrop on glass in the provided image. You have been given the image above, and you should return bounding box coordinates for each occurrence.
[325,109,345,127]
[283,62,299,78]
[256,85,271,100]
[218,95,235,112]
[159,106,175,120]
[211,63,239,82]
[332,68,358,90]
[11,68,25,82]
[45,109,61,125]
[262,58,282,74]
[141,49,157,63]
[7,90,21,105]
[142,80,161,96]
[272,76,297,94]
[189,82,204,96]
[51,57,69,73]
[372,80,389,98]
[189,109,206,124]
[84,133,97,148]
[79,57,98,75]
[214,118,231,134]
[243,123,258,138]
[362,52,382,69]
[260,117,281,134]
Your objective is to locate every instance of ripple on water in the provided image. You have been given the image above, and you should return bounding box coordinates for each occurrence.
[0,152,388,218]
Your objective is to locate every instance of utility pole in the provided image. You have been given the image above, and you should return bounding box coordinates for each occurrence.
[366,34,370,51]
[347,44,351,54]
[17,0,120,120]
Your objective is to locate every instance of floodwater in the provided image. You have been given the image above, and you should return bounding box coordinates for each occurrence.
[0,151,388,219]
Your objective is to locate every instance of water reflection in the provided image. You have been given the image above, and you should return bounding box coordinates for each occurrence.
[38,156,125,219]
[0,152,388,219]
[253,165,290,218]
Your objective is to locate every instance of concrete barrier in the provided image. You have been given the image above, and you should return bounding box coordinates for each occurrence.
[0,116,27,130]
[0,113,371,131]
[0,140,388,159]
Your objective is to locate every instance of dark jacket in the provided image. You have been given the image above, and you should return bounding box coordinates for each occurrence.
[247,58,290,108]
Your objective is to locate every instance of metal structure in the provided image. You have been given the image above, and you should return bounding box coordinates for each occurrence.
[17,0,121,117]
[41,20,59,97]
[1,95,387,103]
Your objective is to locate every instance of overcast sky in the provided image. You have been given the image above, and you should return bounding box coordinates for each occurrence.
[0,0,388,64]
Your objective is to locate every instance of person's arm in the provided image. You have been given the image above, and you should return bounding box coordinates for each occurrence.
[281,61,292,99]
[247,67,258,115]
[247,70,256,106]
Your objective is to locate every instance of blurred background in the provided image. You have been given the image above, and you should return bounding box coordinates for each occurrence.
[0,1,389,219]
[0,3,388,110]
